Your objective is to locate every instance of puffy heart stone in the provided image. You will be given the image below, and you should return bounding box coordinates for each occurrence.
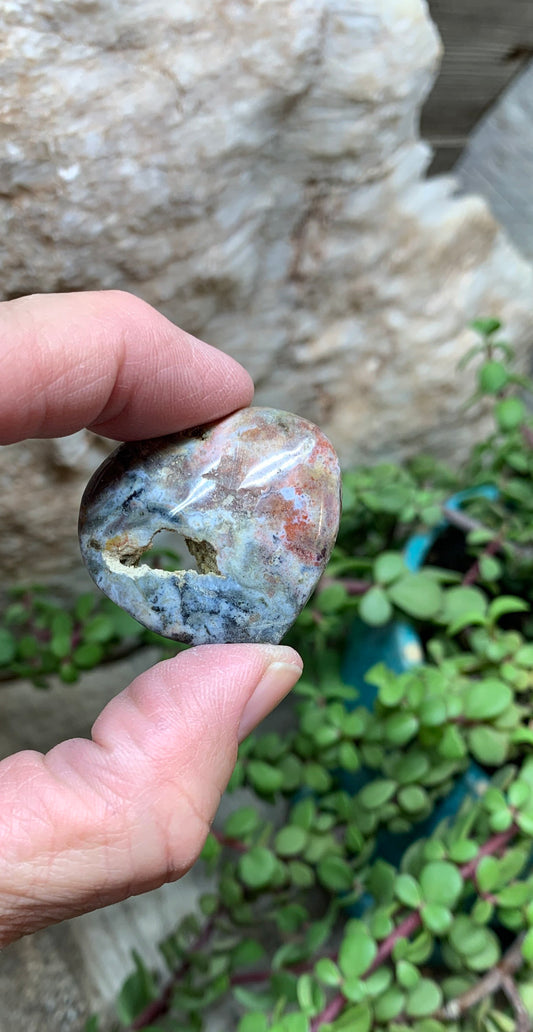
[78,407,341,645]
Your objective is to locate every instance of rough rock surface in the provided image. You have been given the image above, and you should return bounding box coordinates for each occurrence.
[457,60,533,267]
[1,0,533,583]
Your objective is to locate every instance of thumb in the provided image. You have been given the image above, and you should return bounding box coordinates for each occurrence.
[0,643,302,946]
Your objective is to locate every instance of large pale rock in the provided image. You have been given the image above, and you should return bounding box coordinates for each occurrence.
[1,0,533,581]
[456,60,533,266]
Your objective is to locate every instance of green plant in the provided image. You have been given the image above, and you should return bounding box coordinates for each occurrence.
[4,320,533,1031]
[0,555,186,689]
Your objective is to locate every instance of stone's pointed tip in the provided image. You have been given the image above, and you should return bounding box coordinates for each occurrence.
[79,406,341,646]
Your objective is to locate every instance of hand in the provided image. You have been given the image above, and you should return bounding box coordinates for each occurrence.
[0,291,302,947]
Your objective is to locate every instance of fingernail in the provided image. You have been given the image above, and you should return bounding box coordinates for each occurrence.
[238,651,303,741]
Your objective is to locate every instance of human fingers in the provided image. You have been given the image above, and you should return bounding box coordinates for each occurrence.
[0,290,253,444]
[0,643,302,947]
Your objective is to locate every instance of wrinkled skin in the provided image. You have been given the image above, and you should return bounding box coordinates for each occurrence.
[0,291,302,946]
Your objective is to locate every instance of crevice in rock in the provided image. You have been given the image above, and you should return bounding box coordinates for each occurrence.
[114,528,221,576]
[183,537,220,575]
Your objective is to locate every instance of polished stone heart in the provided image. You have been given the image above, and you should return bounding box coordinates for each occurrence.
[78,407,341,645]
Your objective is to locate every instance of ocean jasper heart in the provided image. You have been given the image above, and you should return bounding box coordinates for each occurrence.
[78,407,341,645]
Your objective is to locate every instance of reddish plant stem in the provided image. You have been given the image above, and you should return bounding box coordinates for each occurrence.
[127,820,520,1030]
[231,956,329,986]
[212,829,248,853]
[444,505,533,564]
[129,980,173,1030]
[522,425,533,450]
[343,579,372,596]
[309,909,423,1031]
[0,635,150,685]
[339,578,372,596]
[462,533,502,586]
[310,823,519,1031]
[310,993,346,1029]
[319,576,372,596]
[366,910,421,976]
[460,823,518,879]
[127,917,216,1030]
[231,968,273,987]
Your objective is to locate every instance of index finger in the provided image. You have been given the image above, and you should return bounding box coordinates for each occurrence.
[0,291,254,444]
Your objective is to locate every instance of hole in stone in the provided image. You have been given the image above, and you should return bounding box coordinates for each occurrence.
[182,537,220,575]
[126,529,220,575]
